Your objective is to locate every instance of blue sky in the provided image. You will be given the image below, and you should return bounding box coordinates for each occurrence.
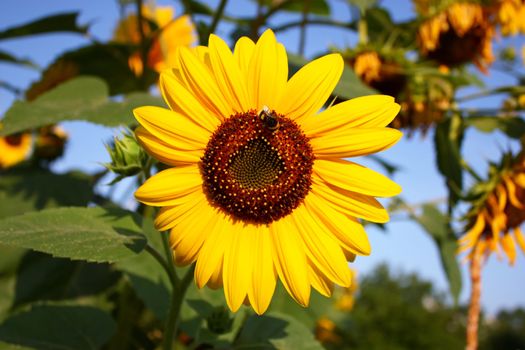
[0,0,524,315]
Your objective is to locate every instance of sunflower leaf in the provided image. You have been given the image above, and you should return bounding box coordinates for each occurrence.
[0,207,147,263]
[0,76,165,136]
[0,12,87,40]
[235,312,324,350]
[412,204,462,304]
[465,116,525,139]
[0,305,115,350]
[0,167,94,219]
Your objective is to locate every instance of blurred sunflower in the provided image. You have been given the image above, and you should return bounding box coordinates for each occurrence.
[113,3,196,75]
[496,0,525,36]
[315,317,342,344]
[0,133,32,169]
[33,125,68,162]
[134,29,402,314]
[416,1,495,72]
[459,150,525,264]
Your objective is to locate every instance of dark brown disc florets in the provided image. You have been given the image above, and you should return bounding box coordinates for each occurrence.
[201,109,314,224]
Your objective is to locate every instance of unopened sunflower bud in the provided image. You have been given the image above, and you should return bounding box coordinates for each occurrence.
[105,130,149,181]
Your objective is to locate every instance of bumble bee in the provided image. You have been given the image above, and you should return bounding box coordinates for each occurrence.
[258,106,279,132]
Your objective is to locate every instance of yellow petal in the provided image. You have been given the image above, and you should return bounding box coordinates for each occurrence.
[311,127,402,159]
[207,258,224,289]
[154,190,206,231]
[194,212,230,288]
[223,221,255,312]
[159,72,220,133]
[134,106,208,150]
[501,233,517,265]
[278,54,343,120]
[247,225,277,315]
[135,165,202,206]
[514,227,525,254]
[135,126,202,166]
[270,216,310,306]
[311,180,389,223]
[504,176,524,209]
[314,159,402,197]
[170,201,219,266]
[177,46,233,119]
[291,205,352,286]
[308,263,334,297]
[247,29,287,111]
[304,192,371,256]
[233,36,255,79]
[208,34,251,112]
[300,95,400,137]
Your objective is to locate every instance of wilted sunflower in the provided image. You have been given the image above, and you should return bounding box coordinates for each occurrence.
[497,0,525,36]
[459,151,525,264]
[416,1,495,72]
[134,29,402,314]
[113,3,196,75]
[350,50,407,98]
[0,133,32,169]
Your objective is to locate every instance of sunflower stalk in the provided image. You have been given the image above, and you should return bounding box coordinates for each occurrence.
[208,0,228,39]
[466,243,484,350]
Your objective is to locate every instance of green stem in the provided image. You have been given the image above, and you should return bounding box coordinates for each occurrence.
[208,0,228,38]
[357,17,368,45]
[144,243,173,281]
[136,0,148,87]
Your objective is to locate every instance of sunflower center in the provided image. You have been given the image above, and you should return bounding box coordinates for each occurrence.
[201,109,314,224]
[4,135,23,147]
[229,138,284,189]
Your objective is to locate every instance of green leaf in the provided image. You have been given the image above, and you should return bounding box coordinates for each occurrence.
[254,0,330,16]
[0,207,147,263]
[348,0,378,13]
[412,203,462,304]
[115,219,172,321]
[235,312,324,350]
[0,13,86,40]
[0,168,94,219]
[288,54,375,101]
[0,76,165,136]
[434,114,464,206]
[0,50,36,68]
[13,251,119,307]
[0,305,115,350]
[465,116,525,139]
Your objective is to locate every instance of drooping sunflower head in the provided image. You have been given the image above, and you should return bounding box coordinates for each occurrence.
[459,150,525,264]
[113,3,196,75]
[416,1,495,72]
[0,132,32,169]
[134,29,402,314]
[348,50,407,99]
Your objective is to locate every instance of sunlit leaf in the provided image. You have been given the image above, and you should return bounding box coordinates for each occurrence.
[254,0,331,16]
[0,76,165,136]
[465,116,525,139]
[0,13,86,40]
[0,207,147,263]
[0,305,115,350]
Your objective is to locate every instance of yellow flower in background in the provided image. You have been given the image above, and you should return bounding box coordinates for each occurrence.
[335,269,358,312]
[0,133,32,169]
[113,3,196,75]
[497,0,525,36]
[134,29,402,314]
[459,153,525,265]
[34,125,68,161]
[315,317,342,344]
[353,51,382,84]
[417,1,495,72]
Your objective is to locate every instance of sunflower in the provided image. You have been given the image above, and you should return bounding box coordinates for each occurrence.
[416,1,495,72]
[0,133,32,169]
[497,0,525,36]
[34,125,68,161]
[350,51,407,99]
[459,151,525,264]
[113,3,196,75]
[134,30,402,314]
